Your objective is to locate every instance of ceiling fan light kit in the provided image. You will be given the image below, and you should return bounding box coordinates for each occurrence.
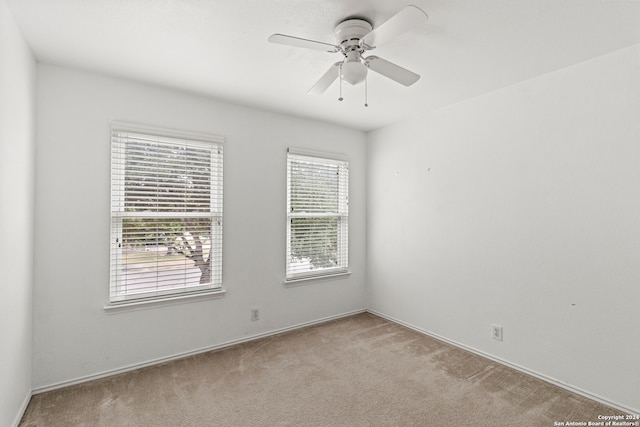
[341,51,368,85]
[268,5,428,106]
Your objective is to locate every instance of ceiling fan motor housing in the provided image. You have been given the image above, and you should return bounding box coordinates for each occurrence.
[335,19,372,50]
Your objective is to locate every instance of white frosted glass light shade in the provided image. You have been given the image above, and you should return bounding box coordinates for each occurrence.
[341,61,367,85]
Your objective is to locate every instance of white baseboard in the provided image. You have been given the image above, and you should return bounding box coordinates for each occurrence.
[29,307,637,417]
[32,308,367,394]
[12,390,32,427]
[366,309,639,416]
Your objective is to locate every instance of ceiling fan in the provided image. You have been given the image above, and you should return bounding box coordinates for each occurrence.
[268,5,429,104]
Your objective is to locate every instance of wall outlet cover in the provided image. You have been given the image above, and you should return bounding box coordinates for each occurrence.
[492,325,503,341]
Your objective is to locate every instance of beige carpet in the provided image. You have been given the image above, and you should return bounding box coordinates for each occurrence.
[20,313,619,426]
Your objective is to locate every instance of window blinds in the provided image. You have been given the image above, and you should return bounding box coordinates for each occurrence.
[110,125,223,303]
[286,150,349,280]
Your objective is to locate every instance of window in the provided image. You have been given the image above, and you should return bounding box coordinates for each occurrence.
[110,123,223,304]
[286,148,349,281]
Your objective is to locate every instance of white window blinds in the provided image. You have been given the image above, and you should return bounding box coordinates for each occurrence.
[286,149,349,280]
[110,124,223,303]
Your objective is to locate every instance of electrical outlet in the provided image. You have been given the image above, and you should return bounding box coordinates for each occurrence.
[492,325,503,341]
[251,308,260,321]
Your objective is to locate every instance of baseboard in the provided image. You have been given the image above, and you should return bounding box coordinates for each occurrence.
[366,309,640,416]
[11,389,32,427]
[31,307,637,416]
[32,308,367,394]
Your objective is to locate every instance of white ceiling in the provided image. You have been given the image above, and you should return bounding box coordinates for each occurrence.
[6,0,640,131]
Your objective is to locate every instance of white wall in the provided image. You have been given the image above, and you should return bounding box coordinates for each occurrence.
[0,0,36,425]
[367,44,640,412]
[33,64,366,389]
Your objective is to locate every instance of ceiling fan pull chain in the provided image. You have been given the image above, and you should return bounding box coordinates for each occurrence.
[338,63,344,101]
[364,71,369,107]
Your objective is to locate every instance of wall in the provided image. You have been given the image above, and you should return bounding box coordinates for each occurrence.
[0,0,36,425]
[367,44,640,412]
[33,64,366,389]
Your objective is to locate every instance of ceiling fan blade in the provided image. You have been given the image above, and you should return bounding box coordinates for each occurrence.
[268,34,339,52]
[366,56,420,86]
[361,5,428,48]
[308,62,342,95]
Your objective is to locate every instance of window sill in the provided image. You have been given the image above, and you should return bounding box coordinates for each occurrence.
[104,288,227,313]
[284,271,351,287]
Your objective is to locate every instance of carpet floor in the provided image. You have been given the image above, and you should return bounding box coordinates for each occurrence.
[20,312,619,426]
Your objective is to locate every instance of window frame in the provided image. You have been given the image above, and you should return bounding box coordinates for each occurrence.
[108,121,224,306]
[285,147,349,283]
